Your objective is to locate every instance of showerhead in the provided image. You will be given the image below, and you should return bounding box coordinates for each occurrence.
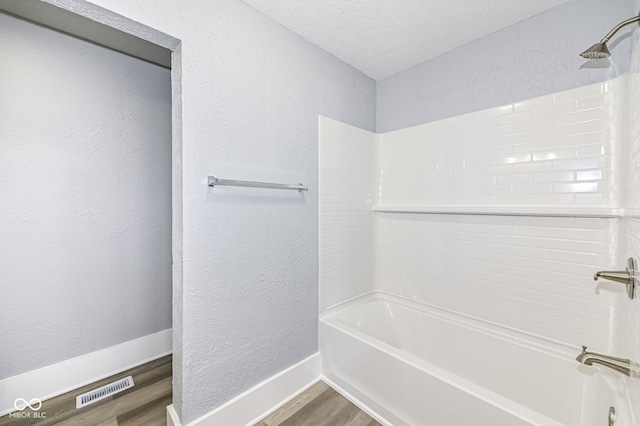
[580,14,640,60]
[579,42,611,60]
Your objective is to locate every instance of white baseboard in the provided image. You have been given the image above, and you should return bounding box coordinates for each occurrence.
[0,328,172,416]
[167,403,180,426]
[170,353,320,426]
[320,375,392,426]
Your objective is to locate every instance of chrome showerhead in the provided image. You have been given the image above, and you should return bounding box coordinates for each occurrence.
[579,42,611,59]
[580,14,640,59]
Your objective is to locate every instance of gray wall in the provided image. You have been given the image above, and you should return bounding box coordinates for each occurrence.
[0,13,172,378]
[176,4,375,422]
[377,0,635,132]
[80,0,376,423]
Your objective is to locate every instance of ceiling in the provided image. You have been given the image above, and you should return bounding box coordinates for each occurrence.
[241,0,570,80]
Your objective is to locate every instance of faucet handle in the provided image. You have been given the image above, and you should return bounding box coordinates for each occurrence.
[581,345,588,353]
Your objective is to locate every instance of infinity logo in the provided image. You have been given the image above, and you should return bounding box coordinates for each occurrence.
[14,398,42,411]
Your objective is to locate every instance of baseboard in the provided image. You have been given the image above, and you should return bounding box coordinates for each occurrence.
[171,353,320,426]
[167,403,180,426]
[0,328,172,416]
[320,375,392,426]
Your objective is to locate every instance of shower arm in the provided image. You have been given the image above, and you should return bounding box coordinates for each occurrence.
[598,15,640,43]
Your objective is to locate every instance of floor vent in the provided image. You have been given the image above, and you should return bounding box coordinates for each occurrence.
[76,376,135,409]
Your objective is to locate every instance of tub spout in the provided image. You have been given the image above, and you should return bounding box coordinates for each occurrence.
[576,346,631,376]
[593,257,638,299]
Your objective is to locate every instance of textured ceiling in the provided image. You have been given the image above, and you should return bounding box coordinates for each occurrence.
[241,0,570,80]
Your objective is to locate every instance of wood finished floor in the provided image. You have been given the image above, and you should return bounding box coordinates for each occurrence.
[255,381,381,426]
[0,355,172,426]
[1,359,377,426]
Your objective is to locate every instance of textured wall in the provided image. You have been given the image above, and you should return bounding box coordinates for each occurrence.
[0,13,172,378]
[377,0,635,132]
[81,0,376,423]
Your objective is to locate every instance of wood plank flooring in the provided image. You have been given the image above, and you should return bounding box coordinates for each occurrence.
[2,359,378,426]
[255,381,381,426]
[0,355,171,426]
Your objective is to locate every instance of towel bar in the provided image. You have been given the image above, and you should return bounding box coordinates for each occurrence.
[207,176,308,192]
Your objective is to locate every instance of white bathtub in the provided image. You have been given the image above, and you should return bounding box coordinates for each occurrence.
[320,293,630,426]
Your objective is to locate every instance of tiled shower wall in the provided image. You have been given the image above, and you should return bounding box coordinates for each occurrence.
[375,78,625,208]
[620,26,640,422]
[372,80,628,351]
[624,25,640,357]
[374,214,619,349]
[320,77,633,351]
[319,116,374,311]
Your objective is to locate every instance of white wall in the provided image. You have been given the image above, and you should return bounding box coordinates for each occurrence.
[320,78,634,351]
[0,13,171,379]
[374,214,619,349]
[76,1,376,423]
[372,82,626,351]
[619,18,640,424]
[376,80,624,208]
[319,116,375,311]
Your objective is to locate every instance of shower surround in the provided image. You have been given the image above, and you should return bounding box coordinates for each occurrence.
[319,27,640,422]
[321,78,624,348]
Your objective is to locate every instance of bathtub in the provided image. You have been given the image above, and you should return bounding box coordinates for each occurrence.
[320,293,631,426]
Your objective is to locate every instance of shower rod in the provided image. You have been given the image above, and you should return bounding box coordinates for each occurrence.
[207,176,308,192]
